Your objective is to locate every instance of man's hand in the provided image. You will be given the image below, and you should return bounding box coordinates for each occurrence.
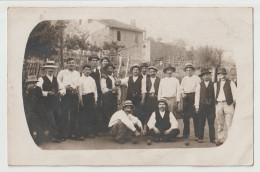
[195,107,199,114]
[164,129,172,135]
[111,87,118,92]
[153,127,160,134]
[79,99,83,107]
[48,91,55,96]
[140,127,145,135]
[140,100,145,105]
[65,85,73,90]
[134,130,140,137]
[182,93,187,98]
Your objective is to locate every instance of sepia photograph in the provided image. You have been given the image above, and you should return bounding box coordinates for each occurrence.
[7,7,253,165]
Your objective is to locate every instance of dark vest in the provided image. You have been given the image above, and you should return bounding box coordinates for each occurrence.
[90,68,102,99]
[155,110,171,132]
[146,77,160,96]
[126,75,142,105]
[106,76,114,89]
[200,81,215,106]
[42,75,58,93]
[216,79,234,105]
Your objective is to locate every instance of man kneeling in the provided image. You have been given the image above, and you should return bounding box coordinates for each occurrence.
[108,100,144,144]
[147,98,180,142]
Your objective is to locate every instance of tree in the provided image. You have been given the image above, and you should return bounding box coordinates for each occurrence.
[193,45,223,69]
[24,20,69,64]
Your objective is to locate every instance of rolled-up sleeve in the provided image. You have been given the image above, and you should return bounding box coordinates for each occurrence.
[147,112,156,130]
[176,79,181,101]
[169,112,178,129]
[36,77,48,97]
[195,84,200,109]
[101,78,109,93]
[231,81,237,102]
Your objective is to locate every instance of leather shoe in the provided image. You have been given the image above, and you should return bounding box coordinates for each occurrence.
[216,141,223,146]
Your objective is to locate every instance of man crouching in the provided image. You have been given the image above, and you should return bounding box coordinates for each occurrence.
[108,100,144,144]
[147,98,180,143]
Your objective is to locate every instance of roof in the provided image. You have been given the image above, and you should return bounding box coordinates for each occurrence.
[97,19,144,33]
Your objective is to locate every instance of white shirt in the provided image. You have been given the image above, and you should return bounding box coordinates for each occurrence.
[78,75,98,101]
[194,80,210,109]
[37,74,54,97]
[147,110,179,130]
[158,77,181,101]
[57,69,80,95]
[180,75,201,94]
[108,110,143,131]
[141,77,156,94]
[215,80,237,102]
[101,75,116,94]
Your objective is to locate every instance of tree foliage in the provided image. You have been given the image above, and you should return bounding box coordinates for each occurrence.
[193,45,223,68]
[24,20,69,60]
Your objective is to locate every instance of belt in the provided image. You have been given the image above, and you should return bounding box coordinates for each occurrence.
[217,100,226,103]
[82,92,94,96]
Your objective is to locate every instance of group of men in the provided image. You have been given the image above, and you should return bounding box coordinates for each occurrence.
[24,55,236,147]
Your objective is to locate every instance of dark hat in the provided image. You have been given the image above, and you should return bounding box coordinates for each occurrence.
[100,56,110,63]
[122,100,135,109]
[163,64,176,73]
[184,63,195,71]
[148,66,158,72]
[130,63,141,72]
[82,63,92,70]
[140,63,149,68]
[43,59,58,69]
[217,68,228,74]
[157,98,168,105]
[66,57,75,63]
[26,75,38,83]
[199,68,212,77]
[88,55,100,61]
[103,63,116,71]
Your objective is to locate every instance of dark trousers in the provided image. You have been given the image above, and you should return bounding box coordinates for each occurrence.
[144,94,158,124]
[79,93,97,136]
[60,93,79,137]
[109,121,132,140]
[149,128,180,141]
[100,92,118,132]
[42,96,60,139]
[183,93,199,137]
[198,104,215,141]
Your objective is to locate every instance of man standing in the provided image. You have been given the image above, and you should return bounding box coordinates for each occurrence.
[180,63,201,140]
[23,75,43,144]
[140,62,149,83]
[108,100,144,144]
[89,55,102,102]
[195,69,216,143]
[57,58,80,141]
[100,63,120,133]
[158,64,180,117]
[89,55,103,136]
[37,60,60,143]
[120,64,146,124]
[78,64,98,140]
[141,66,161,128]
[215,68,236,146]
[99,56,110,72]
[147,98,180,143]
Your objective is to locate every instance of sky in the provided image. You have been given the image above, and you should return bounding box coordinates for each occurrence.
[111,8,252,54]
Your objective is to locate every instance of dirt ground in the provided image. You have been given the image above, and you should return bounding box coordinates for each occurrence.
[39,119,223,150]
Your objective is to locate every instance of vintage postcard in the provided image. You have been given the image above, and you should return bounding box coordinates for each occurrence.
[7,7,253,166]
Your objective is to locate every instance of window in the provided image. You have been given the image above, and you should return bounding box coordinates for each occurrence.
[135,34,138,43]
[117,31,121,41]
